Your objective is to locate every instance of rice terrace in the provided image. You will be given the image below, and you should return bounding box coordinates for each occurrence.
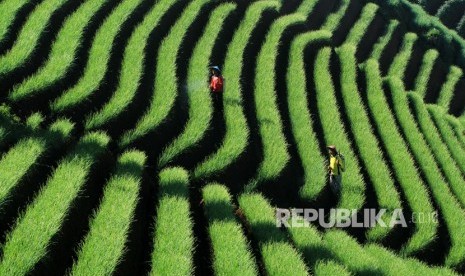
[2,0,465,274]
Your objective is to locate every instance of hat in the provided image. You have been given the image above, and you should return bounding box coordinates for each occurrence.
[210,66,221,73]
[327,145,337,151]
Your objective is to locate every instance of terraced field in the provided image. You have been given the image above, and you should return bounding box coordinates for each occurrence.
[409,0,465,37]
[1,0,465,274]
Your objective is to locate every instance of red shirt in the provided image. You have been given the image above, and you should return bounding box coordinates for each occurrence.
[210,75,223,93]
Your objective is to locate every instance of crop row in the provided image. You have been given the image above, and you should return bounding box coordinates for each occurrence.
[157,3,236,167]
[244,0,319,191]
[343,3,379,45]
[413,49,439,98]
[0,119,73,209]
[150,167,194,275]
[201,184,258,275]
[369,0,465,68]
[313,47,365,211]
[249,192,456,275]
[0,110,45,149]
[117,0,212,146]
[9,0,111,101]
[286,31,331,200]
[446,114,465,148]
[369,19,400,60]
[2,0,465,272]
[0,0,30,44]
[69,0,177,130]
[193,0,281,179]
[51,0,148,112]
[0,132,110,275]
[429,105,465,162]
[388,77,465,268]
[314,261,351,276]
[238,192,309,275]
[407,92,465,207]
[0,0,72,76]
[416,0,465,36]
[436,1,465,31]
[363,59,437,255]
[337,44,401,241]
[71,150,146,275]
[321,0,350,32]
[387,32,417,81]
[437,65,463,109]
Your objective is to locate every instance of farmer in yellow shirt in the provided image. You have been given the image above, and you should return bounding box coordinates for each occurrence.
[327,145,344,196]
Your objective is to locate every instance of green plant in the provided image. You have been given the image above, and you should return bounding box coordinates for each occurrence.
[238,192,309,276]
[76,0,177,129]
[0,111,35,148]
[0,131,110,275]
[436,0,465,29]
[0,0,31,44]
[364,244,459,276]
[414,49,439,98]
[150,167,193,275]
[9,0,110,101]
[0,119,73,208]
[51,0,148,112]
[202,184,258,276]
[437,66,462,108]
[446,114,465,149]
[388,77,465,268]
[322,0,350,31]
[364,59,436,255]
[193,0,280,179]
[0,0,72,76]
[115,0,212,143]
[367,0,465,67]
[314,261,352,276]
[157,3,236,167]
[344,3,379,45]
[244,0,318,192]
[72,150,146,275]
[337,44,402,241]
[324,230,382,274]
[286,31,331,200]
[313,47,365,211]
[408,92,465,207]
[388,33,417,80]
[370,20,400,60]
[286,216,331,270]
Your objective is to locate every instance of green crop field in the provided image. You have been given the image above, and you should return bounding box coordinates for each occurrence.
[1,0,465,274]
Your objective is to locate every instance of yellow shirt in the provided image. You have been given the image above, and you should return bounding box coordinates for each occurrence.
[329,155,343,175]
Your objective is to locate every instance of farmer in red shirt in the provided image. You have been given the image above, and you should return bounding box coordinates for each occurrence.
[209,65,224,117]
[209,66,223,93]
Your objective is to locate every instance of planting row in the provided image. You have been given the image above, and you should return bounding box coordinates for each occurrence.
[0,132,110,275]
[116,0,213,146]
[157,3,236,167]
[0,118,73,210]
[8,0,111,101]
[0,0,73,75]
[51,0,151,112]
[244,0,319,191]
[387,77,465,268]
[409,0,465,36]
[242,192,457,275]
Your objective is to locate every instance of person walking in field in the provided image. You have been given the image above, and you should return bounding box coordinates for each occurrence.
[327,145,345,196]
[209,66,224,94]
[209,65,224,116]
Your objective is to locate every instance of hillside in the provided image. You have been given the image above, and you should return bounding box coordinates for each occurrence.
[0,0,465,274]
